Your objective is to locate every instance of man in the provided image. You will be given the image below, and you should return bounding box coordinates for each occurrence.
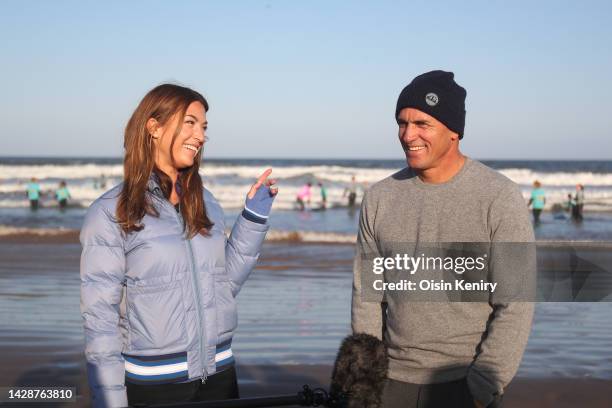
[352,71,535,408]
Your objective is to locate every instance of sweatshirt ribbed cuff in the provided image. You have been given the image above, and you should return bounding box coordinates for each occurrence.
[467,369,501,407]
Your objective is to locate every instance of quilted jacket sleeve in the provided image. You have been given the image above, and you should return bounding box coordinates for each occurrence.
[224,210,269,297]
[80,200,127,408]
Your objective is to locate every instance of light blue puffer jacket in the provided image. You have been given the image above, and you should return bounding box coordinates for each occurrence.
[80,176,268,407]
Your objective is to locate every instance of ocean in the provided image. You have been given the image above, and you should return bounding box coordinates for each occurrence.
[2,157,612,240]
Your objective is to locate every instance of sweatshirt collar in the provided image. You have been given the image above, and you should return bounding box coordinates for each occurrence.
[411,157,472,189]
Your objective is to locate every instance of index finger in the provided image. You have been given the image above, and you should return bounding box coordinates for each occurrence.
[253,168,273,188]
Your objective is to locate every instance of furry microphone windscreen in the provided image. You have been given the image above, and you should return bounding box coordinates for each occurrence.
[330,333,388,408]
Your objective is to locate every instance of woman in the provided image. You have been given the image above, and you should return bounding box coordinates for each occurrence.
[80,84,277,407]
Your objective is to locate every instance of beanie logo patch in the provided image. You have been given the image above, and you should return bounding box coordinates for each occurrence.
[425,93,439,107]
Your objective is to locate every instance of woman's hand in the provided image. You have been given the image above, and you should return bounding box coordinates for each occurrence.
[244,168,278,223]
[247,168,278,199]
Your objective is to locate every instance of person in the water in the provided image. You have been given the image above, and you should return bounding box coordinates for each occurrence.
[25,177,42,211]
[55,180,71,211]
[574,184,585,221]
[343,175,358,208]
[528,180,546,225]
[296,182,312,211]
[318,181,328,210]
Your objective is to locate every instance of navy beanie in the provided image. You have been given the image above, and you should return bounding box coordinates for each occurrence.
[395,70,467,139]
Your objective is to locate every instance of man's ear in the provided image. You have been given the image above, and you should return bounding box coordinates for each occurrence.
[449,130,460,142]
[147,118,160,139]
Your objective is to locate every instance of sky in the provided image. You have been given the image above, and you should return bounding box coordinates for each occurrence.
[1,0,611,160]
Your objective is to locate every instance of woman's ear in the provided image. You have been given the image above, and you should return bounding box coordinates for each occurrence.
[147,118,160,139]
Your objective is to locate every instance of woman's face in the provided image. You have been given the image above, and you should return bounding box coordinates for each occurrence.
[152,101,208,171]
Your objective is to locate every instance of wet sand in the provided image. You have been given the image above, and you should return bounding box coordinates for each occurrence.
[0,238,611,407]
[2,353,612,408]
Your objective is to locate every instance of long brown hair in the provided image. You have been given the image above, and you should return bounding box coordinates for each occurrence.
[117,84,213,238]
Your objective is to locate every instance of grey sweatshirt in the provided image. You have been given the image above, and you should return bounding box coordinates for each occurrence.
[351,157,535,407]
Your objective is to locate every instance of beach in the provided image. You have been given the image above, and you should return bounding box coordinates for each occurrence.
[1,234,611,407]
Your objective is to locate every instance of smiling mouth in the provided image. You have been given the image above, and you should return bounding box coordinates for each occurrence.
[183,144,200,155]
[406,145,426,152]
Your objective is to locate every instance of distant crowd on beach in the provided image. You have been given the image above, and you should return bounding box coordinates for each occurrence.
[528,180,585,225]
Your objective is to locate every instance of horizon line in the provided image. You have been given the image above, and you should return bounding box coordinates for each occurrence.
[1,155,611,163]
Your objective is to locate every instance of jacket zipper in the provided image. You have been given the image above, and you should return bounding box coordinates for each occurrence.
[172,200,207,382]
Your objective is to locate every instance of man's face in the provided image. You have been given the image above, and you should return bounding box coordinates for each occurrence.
[396,108,458,170]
